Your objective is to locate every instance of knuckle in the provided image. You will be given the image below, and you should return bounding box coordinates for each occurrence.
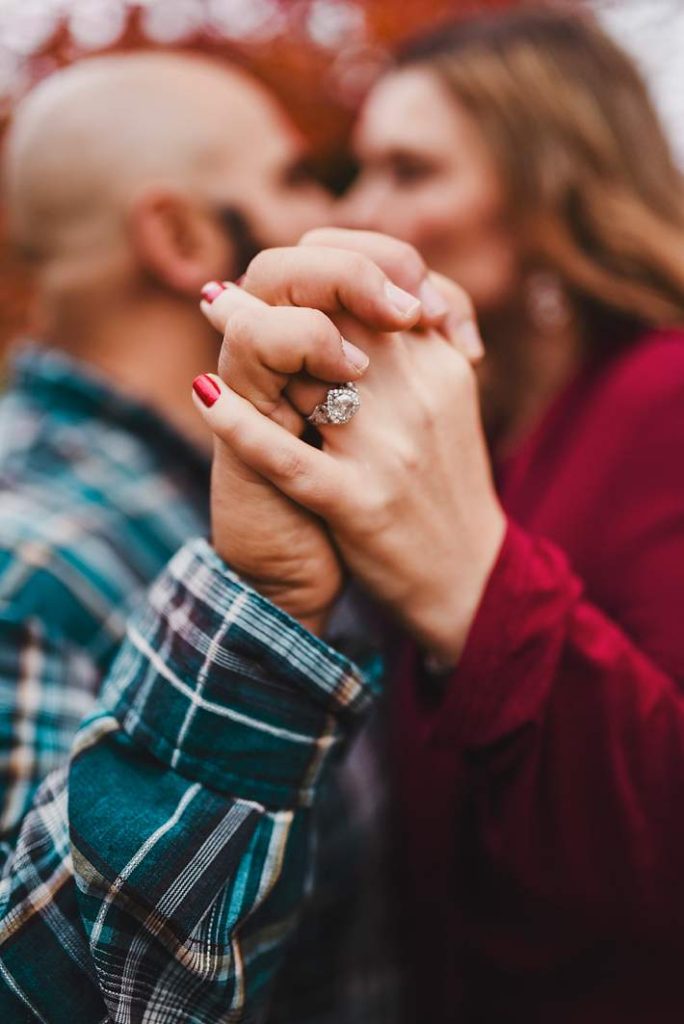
[224,306,253,345]
[302,478,336,518]
[217,416,244,450]
[298,227,327,247]
[395,440,421,472]
[407,373,439,426]
[304,306,334,338]
[242,248,283,287]
[272,446,306,483]
[241,252,263,288]
[336,253,382,308]
[391,238,426,284]
[307,309,339,351]
[220,315,256,379]
[347,250,375,280]
[217,334,235,378]
[245,249,269,276]
[355,484,392,530]
[417,400,438,432]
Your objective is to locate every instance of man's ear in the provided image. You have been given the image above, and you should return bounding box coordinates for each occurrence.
[128,188,235,296]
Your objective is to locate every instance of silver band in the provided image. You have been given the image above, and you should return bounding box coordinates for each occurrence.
[307,382,360,426]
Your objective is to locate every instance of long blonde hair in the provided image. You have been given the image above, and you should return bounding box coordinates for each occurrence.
[398,8,684,338]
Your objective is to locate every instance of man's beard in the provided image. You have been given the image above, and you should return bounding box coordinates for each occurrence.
[213,206,268,281]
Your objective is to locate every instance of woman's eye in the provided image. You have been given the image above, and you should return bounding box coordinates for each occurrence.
[389,160,431,185]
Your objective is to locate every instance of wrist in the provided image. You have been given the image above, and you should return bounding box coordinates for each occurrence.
[214,559,337,637]
[295,608,334,637]
[409,505,507,664]
[237,582,336,638]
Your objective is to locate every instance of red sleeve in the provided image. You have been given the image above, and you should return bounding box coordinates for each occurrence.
[428,347,684,933]
[440,514,684,933]
[397,340,684,1016]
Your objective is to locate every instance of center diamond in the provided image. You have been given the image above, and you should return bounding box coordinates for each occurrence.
[326,385,361,424]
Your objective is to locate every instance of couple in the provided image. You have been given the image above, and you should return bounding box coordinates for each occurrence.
[3,9,684,1023]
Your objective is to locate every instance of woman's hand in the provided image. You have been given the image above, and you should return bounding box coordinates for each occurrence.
[195,230,502,658]
[196,230,475,634]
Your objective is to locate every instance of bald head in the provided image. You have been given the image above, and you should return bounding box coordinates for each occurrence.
[3,51,287,261]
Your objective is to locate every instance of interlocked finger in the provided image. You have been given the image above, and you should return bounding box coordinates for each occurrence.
[201,283,369,422]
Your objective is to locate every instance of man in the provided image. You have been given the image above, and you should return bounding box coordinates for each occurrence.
[0,49,335,840]
[0,51,459,1021]
[3,50,332,456]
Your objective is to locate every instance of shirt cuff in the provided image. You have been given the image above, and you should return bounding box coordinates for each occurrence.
[100,538,382,808]
[435,519,582,748]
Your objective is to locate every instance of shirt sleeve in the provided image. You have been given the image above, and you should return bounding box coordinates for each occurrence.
[394,354,684,948]
[0,538,379,1023]
[425,513,684,937]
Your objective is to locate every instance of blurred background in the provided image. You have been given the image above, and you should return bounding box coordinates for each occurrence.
[0,0,682,351]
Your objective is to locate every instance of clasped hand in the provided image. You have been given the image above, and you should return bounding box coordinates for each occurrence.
[194,229,506,663]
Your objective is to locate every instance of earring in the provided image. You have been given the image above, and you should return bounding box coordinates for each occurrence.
[526,271,572,331]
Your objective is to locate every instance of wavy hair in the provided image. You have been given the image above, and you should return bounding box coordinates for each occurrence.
[398,8,684,336]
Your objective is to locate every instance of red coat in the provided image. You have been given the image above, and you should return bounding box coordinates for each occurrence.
[394,329,684,1023]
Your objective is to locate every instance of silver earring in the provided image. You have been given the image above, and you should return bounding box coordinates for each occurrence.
[526,271,572,331]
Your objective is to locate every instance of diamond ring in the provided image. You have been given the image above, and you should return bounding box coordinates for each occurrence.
[307,382,361,426]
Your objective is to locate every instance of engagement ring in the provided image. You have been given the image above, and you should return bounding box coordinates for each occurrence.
[307,382,360,426]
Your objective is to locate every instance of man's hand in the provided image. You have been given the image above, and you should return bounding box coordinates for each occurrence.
[197,285,357,634]
[195,230,499,657]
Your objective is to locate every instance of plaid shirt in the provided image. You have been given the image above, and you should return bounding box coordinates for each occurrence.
[0,346,396,1023]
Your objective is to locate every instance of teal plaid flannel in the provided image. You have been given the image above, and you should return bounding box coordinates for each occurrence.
[0,346,395,1023]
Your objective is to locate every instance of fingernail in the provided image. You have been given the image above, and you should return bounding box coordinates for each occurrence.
[385,281,421,319]
[341,337,369,372]
[418,279,450,319]
[451,318,485,359]
[200,281,226,304]
[192,374,221,408]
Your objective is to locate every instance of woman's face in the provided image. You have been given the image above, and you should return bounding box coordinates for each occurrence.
[340,67,520,313]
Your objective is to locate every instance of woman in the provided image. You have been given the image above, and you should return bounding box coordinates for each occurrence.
[342,9,684,447]
[338,9,684,1023]
[194,8,684,1023]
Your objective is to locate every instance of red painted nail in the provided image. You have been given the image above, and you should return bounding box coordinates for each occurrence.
[192,374,221,408]
[200,281,226,304]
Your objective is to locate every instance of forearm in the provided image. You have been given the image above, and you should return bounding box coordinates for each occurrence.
[0,539,381,1022]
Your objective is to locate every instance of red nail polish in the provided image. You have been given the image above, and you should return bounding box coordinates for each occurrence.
[192,374,221,408]
[200,281,226,304]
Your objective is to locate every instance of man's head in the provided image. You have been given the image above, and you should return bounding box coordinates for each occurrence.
[4,51,331,304]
